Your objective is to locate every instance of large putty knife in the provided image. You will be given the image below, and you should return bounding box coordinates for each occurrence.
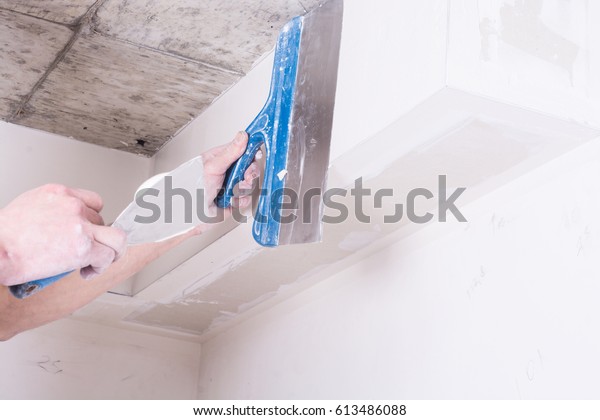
[216,0,343,246]
[10,0,343,299]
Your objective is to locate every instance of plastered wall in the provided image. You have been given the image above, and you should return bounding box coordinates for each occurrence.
[0,318,201,399]
[197,137,600,399]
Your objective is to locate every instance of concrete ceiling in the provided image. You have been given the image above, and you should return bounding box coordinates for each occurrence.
[0,0,318,156]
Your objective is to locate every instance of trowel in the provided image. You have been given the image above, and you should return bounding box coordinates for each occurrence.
[215,0,343,246]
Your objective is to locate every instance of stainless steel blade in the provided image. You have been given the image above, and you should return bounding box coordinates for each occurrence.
[278,0,344,245]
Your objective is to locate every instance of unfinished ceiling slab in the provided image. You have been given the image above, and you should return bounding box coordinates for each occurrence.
[95,0,312,74]
[0,9,72,117]
[14,32,237,154]
[0,0,319,155]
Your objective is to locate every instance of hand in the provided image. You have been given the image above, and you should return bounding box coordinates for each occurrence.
[194,131,260,233]
[0,185,127,286]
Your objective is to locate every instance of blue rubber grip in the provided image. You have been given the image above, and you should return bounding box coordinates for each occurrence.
[9,271,74,299]
[215,17,302,247]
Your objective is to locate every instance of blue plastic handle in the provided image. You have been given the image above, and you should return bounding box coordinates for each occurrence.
[9,271,73,299]
[215,17,303,247]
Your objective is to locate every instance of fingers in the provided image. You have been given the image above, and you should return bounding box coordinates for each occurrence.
[79,225,127,279]
[84,206,104,226]
[244,162,260,181]
[204,131,249,175]
[195,132,261,231]
[238,162,260,192]
[232,195,253,209]
[80,242,116,280]
[233,162,259,210]
[73,190,125,276]
[90,225,128,261]
[68,188,104,212]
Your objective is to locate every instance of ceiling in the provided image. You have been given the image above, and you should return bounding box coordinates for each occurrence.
[0,0,318,156]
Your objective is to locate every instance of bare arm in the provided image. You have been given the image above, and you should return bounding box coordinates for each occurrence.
[0,132,259,341]
[0,231,192,341]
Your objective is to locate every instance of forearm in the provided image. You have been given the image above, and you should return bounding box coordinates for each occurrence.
[0,231,194,341]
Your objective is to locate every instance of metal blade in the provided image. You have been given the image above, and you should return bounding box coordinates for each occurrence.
[278,0,344,245]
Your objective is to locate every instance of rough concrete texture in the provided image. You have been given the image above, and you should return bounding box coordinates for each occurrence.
[96,0,319,73]
[14,33,237,154]
[0,0,319,155]
[0,9,73,117]
[0,0,96,25]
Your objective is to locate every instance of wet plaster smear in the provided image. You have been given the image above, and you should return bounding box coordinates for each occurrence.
[114,156,206,244]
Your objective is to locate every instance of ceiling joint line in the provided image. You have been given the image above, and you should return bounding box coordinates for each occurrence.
[0,7,75,28]
[91,31,246,77]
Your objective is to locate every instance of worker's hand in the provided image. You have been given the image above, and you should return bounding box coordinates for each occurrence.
[0,185,127,286]
[194,131,260,233]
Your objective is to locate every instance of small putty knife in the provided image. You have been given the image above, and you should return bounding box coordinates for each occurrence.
[10,156,206,299]
[215,0,343,247]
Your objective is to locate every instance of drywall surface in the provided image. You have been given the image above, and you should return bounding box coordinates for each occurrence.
[197,137,600,399]
[330,0,447,160]
[0,121,151,222]
[0,318,201,399]
[447,0,600,128]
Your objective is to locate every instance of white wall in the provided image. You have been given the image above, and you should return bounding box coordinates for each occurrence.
[197,137,600,399]
[0,318,201,399]
[0,121,152,222]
